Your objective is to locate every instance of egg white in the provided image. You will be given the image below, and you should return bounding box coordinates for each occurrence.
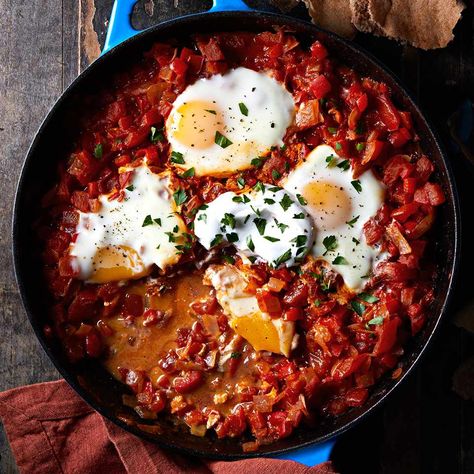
[283,145,386,290]
[70,166,186,283]
[166,67,295,177]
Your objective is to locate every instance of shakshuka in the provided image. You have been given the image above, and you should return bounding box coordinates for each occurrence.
[38,30,446,451]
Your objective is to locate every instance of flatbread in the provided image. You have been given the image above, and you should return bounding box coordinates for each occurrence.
[349,0,383,35]
[302,0,356,39]
[367,0,465,49]
[271,0,300,11]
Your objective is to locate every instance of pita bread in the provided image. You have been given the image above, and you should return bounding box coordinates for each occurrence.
[367,0,465,49]
[302,0,356,38]
[349,0,383,34]
[271,0,300,11]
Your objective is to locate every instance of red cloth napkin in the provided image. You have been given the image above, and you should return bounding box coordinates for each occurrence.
[0,380,337,473]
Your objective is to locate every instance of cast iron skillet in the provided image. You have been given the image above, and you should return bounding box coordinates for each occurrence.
[12,0,460,463]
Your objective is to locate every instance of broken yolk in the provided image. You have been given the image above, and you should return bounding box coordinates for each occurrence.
[170,101,223,149]
[89,245,148,283]
[302,181,353,229]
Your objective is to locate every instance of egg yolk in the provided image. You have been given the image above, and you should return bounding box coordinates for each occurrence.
[170,101,223,149]
[302,181,353,229]
[89,245,148,283]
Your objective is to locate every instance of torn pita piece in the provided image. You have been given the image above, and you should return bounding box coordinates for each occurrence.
[302,0,357,39]
[367,0,465,50]
[278,0,465,49]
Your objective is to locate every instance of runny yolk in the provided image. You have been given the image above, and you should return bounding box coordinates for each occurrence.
[170,101,224,149]
[302,181,353,229]
[89,245,148,283]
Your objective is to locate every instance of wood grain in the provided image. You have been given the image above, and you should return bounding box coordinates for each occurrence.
[0,1,473,473]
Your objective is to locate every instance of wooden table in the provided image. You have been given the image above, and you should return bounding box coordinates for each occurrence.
[1,1,473,472]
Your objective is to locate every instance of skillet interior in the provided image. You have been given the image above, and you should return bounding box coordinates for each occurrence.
[12,11,459,459]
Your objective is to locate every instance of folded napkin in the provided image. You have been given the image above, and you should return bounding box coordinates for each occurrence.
[0,380,336,473]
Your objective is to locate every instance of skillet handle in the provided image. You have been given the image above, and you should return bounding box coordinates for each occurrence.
[272,439,335,466]
[102,0,254,54]
[102,0,335,467]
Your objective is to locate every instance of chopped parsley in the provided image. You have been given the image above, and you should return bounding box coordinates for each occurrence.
[246,236,255,252]
[274,249,292,267]
[180,167,195,178]
[322,235,337,255]
[356,142,365,151]
[226,232,239,243]
[221,213,236,229]
[93,143,103,159]
[350,300,366,316]
[352,237,360,245]
[346,215,360,228]
[359,292,379,303]
[351,180,362,193]
[253,217,267,235]
[171,151,185,164]
[142,215,153,227]
[272,169,282,180]
[335,142,342,151]
[237,177,246,189]
[173,188,188,206]
[254,181,265,193]
[264,198,275,204]
[325,154,337,167]
[332,255,348,265]
[126,185,134,192]
[150,126,163,144]
[293,212,305,219]
[210,234,223,247]
[264,236,280,242]
[251,157,264,167]
[292,235,308,247]
[314,299,321,307]
[279,194,293,211]
[368,316,384,326]
[230,352,241,359]
[222,254,235,264]
[328,126,338,134]
[238,102,249,116]
[275,219,289,233]
[154,218,161,226]
[296,194,307,205]
[337,159,350,171]
[215,131,233,148]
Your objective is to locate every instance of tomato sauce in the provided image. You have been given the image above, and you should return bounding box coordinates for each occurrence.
[37,29,446,450]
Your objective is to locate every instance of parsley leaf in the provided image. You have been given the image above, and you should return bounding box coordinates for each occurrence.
[221,213,236,229]
[293,212,305,219]
[325,154,337,167]
[180,167,195,178]
[173,188,188,206]
[352,237,360,245]
[346,215,360,228]
[210,234,223,247]
[337,159,350,171]
[322,235,337,255]
[238,102,249,116]
[171,151,185,164]
[150,126,163,144]
[215,131,233,148]
[274,249,292,267]
[356,142,365,151]
[126,185,134,192]
[226,232,239,243]
[154,218,161,226]
[272,169,282,180]
[350,300,366,316]
[237,177,246,189]
[296,194,307,205]
[142,215,153,227]
[251,157,264,167]
[332,255,348,265]
[279,194,293,211]
[335,142,342,151]
[246,236,255,252]
[93,143,103,159]
[264,236,280,242]
[351,180,362,193]
[253,217,267,235]
[359,292,379,303]
[368,316,384,326]
[292,235,308,247]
